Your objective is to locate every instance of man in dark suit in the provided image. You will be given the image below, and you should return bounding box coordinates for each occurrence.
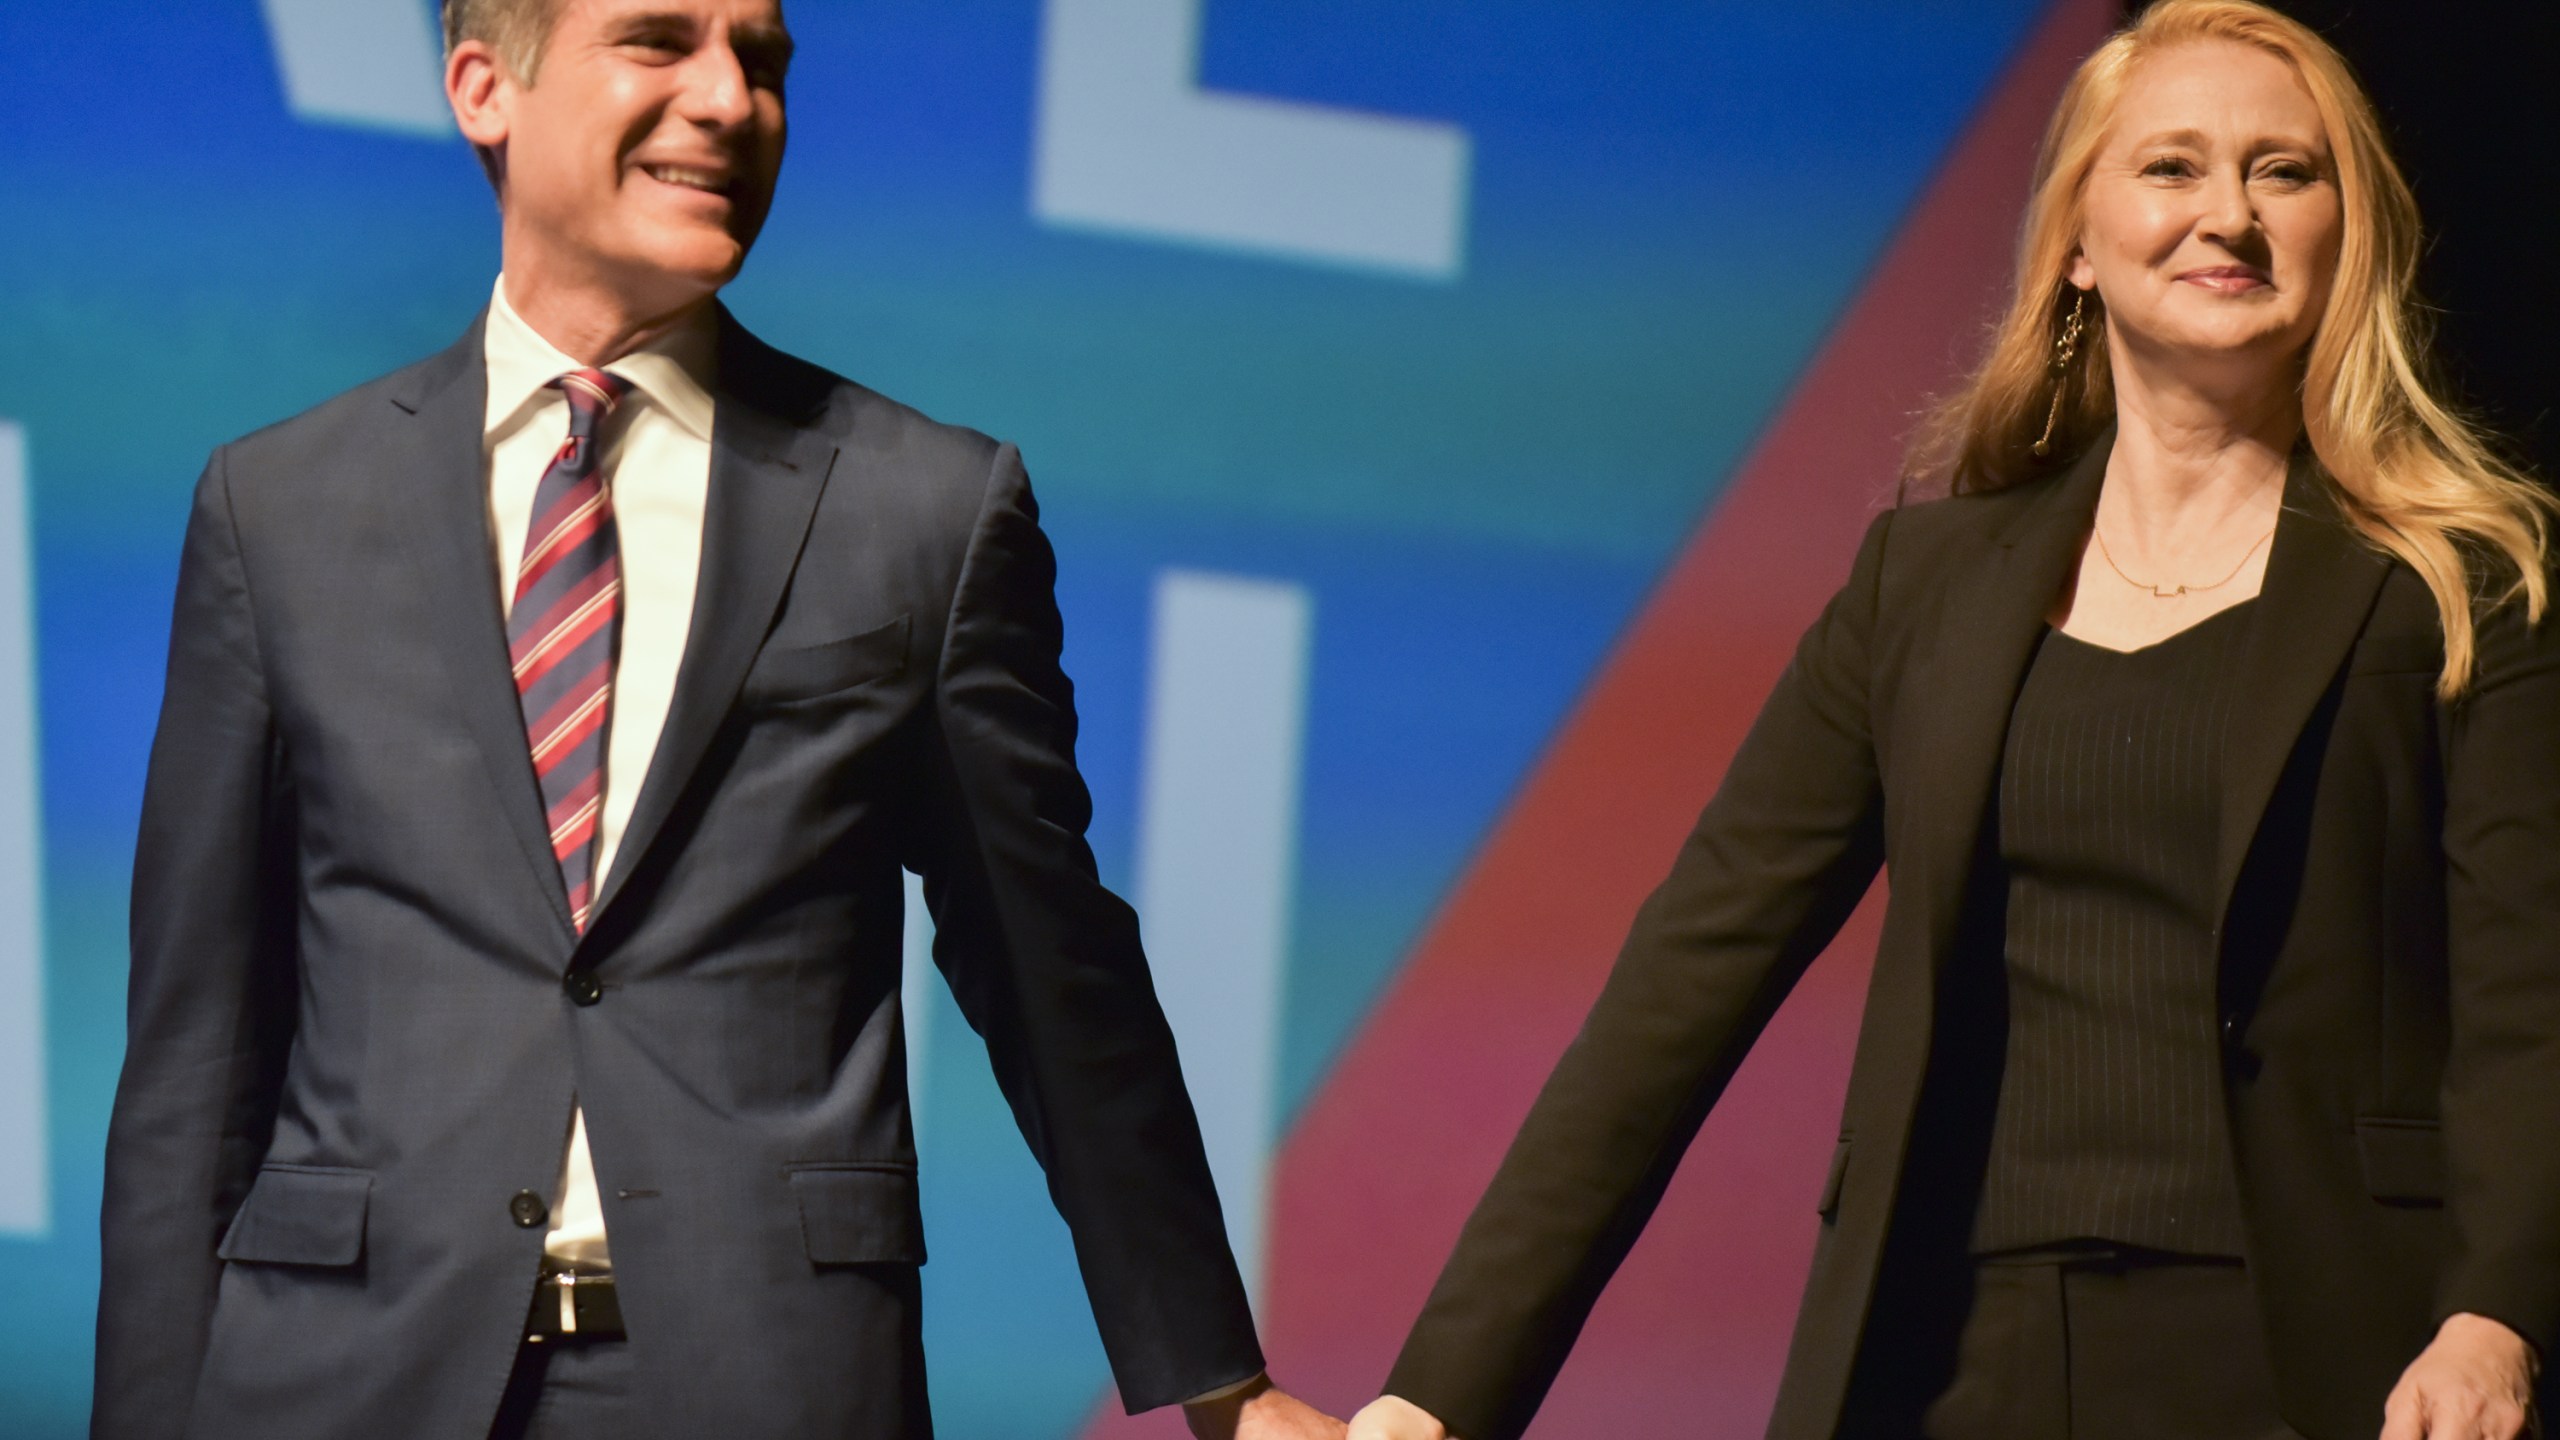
[94,2,1343,1436]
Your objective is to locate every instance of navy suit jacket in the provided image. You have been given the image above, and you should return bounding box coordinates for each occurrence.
[96,311,1264,1439]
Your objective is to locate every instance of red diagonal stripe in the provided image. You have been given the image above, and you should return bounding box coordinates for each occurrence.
[525,659,614,754]
[543,767,603,834]
[514,496,611,606]
[560,370,624,411]
[532,688,611,777]
[512,566,617,668]
[514,580,620,690]
[550,795,601,858]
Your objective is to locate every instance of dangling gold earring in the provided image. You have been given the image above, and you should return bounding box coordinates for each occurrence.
[2032,289,2090,458]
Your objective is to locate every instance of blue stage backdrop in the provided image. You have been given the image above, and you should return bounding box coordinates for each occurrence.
[0,2,2061,1435]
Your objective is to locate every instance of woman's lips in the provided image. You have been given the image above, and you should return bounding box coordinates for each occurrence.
[2178,266,2272,293]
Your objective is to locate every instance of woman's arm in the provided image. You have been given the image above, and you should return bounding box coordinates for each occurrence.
[1376,508,1898,1440]
[2436,583,2560,1360]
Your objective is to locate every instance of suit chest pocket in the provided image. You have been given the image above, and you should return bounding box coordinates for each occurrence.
[741,614,910,708]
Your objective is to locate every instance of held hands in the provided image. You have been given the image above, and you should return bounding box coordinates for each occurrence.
[1183,1375,1348,1440]
[1198,1325,2545,1440]
[2381,1313,2539,1440]
[1347,1396,1451,1440]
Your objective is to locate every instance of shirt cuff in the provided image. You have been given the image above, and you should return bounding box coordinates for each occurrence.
[1181,1372,1267,1407]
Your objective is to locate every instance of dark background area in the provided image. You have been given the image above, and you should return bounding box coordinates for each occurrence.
[2152,0,2560,482]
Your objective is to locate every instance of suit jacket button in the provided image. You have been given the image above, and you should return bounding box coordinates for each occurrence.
[510,1190,549,1228]
[2221,1014,2241,1044]
[564,970,603,1007]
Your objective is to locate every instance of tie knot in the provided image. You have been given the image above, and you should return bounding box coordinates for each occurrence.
[552,369,634,435]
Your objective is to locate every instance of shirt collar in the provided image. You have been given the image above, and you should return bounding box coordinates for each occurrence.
[482,276,719,443]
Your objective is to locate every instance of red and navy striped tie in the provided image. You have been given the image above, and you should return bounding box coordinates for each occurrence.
[509,368,633,931]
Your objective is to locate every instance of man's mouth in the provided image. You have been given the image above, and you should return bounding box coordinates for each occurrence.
[641,164,733,198]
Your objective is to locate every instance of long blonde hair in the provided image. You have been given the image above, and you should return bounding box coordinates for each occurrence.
[1908,0,2551,694]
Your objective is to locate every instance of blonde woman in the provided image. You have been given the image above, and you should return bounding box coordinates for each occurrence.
[1349,4,2558,1438]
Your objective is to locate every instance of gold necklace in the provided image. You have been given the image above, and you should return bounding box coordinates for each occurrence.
[2091,522,2276,599]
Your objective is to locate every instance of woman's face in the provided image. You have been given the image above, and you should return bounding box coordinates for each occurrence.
[2070,40,2343,383]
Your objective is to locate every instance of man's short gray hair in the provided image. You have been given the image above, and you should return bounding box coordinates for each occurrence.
[441,0,561,83]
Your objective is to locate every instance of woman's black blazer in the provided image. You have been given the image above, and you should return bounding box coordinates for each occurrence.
[1384,439,2560,1440]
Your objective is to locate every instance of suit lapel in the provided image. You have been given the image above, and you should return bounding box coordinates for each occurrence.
[587,312,838,927]
[2211,456,2391,918]
[386,315,580,942]
[1902,443,2107,969]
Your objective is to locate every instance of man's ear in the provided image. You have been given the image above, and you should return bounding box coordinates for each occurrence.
[447,39,515,151]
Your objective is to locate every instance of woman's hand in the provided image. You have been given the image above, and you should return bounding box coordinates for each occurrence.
[1347,1396,1451,1440]
[2381,1313,2538,1440]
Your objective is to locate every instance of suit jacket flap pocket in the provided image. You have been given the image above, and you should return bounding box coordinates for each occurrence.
[2354,1118,2445,1203]
[744,615,910,706]
[787,1163,926,1265]
[217,1165,373,1266]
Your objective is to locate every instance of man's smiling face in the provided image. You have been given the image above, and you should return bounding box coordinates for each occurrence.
[467,0,792,315]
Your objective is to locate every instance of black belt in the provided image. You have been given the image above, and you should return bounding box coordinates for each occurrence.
[525,1269,625,1342]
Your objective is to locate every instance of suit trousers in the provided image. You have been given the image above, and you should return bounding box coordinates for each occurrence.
[1916,1247,2301,1440]
[487,1338,635,1440]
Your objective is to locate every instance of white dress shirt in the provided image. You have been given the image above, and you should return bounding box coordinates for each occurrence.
[482,277,717,1271]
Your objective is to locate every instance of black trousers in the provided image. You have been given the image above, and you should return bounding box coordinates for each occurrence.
[487,1336,635,1440]
[1916,1248,2302,1440]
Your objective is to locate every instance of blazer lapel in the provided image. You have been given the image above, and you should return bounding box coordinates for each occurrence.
[1901,442,2107,969]
[386,314,580,942]
[2211,456,2391,918]
[587,313,838,927]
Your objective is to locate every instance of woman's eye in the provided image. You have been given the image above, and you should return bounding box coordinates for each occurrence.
[2141,157,2195,179]
[2257,162,2315,186]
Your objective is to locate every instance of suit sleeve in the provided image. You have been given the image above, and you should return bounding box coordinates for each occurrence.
[95,450,301,1439]
[1382,509,1895,1440]
[908,442,1265,1413]
[2435,581,2560,1358]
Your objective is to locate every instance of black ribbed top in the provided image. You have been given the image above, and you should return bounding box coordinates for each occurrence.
[1970,600,2255,1257]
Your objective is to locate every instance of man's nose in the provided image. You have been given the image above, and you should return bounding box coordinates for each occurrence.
[677,39,757,129]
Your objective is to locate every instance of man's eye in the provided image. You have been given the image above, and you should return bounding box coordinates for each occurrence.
[735,43,791,90]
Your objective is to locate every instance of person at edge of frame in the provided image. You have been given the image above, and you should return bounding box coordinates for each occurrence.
[93,1,1348,1437]
[1353,3,2559,1439]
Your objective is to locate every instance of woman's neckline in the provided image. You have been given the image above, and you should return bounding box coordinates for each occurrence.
[2048,595,2260,657]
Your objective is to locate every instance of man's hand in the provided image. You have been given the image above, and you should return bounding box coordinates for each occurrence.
[2382,1312,2538,1440]
[1183,1375,1348,1440]
[1347,1396,1450,1440]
